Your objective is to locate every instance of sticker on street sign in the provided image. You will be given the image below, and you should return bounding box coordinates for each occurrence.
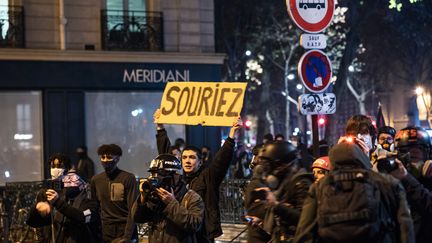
[298,50,332,93]
[286,0,335,33]
[300,34,327,49]
[298,93,336,115]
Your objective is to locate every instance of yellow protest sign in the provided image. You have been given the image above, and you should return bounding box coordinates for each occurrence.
[157,82,247,126]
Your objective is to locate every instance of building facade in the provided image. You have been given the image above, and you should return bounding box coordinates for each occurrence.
[0,0,225,183]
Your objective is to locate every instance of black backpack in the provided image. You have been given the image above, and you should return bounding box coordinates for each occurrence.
[316,168,394,243]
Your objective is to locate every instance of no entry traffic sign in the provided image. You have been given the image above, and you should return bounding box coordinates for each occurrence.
[286,0,335,33]
[298,50,332,93]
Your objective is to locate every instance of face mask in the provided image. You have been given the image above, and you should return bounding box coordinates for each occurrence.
[358,134,373,150]
[51,168,65,179]
[202,152,208,159]
[101,161,117,174]
[65,186,81,199]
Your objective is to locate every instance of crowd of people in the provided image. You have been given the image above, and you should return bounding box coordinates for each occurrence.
[24,111,432,243]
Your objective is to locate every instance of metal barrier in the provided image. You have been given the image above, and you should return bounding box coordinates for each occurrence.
[1,179,250,240]
[0,181,41,242]
[101,10,163,51]
[219,179,249,224]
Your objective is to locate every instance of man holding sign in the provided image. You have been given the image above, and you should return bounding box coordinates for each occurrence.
[154,107,242,242]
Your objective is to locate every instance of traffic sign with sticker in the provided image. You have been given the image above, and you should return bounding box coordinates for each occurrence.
[298,93,336,115]
[286,0,335,33]
[298,50,332,93]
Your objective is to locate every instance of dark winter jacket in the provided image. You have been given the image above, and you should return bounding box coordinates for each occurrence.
[294,142,414,243]
[156,128,235,240]
[26,189,101,243]
[132,181,204,243]
[400,173,432,243]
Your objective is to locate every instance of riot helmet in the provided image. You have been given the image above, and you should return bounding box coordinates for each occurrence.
[148,154,183,175]
[257,141,298,189]
[395,126,431,155]
[258,141,297,166]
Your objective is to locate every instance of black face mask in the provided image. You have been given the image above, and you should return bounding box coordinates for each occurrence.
[77,152,87,159]
[65,187,81,199]
[101,161,117,174]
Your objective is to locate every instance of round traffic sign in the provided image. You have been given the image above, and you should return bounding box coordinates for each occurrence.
[298,50,332,93]
[286,0,335,33]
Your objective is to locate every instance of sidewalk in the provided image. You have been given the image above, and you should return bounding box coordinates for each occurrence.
[139,223,248,243]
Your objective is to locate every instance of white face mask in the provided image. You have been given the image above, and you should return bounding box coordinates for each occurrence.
[358,134,373,150]
[51,168,65,179]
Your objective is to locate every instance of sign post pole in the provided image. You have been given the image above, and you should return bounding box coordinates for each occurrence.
[286,0,335,158]
[312,115,319,158]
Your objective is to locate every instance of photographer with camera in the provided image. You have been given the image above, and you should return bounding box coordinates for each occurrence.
[388,126,432,243]
[132,154,204,243]
[27,153,101,243]
[153,109,241,242]
[371,126,397,171]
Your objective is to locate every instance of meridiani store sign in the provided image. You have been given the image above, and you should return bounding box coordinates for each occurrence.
[123,68,190,83]
[0,61,221,89]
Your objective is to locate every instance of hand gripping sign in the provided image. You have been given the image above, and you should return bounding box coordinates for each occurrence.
[156,82,247,126]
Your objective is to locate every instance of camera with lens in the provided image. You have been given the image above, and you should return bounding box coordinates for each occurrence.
[141,177,159,192]
[44,179,64,191]
[140,177,162,202]
[377,151,411,173]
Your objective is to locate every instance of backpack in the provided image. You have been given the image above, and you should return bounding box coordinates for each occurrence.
[316,168,394,243]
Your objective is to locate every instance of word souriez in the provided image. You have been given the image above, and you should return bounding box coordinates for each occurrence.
[161,84,242,117]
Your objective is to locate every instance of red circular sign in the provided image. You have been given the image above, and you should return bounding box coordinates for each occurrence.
[286,0,335,33]
[298,50,332,93]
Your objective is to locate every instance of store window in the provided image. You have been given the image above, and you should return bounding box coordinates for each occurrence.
[85,92,185,178]
[0,92,43,184]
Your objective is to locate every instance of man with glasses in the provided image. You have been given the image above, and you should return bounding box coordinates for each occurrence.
[90,144,138,243]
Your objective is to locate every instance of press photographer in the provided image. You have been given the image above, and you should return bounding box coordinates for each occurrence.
[389,126,432,243]
[376,150,410,173]
[132,154,204,243]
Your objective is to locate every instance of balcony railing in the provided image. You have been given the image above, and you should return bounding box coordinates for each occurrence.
[101,10,163,51]
[0,6,25,48]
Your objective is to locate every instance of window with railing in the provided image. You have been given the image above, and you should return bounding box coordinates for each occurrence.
[0,5,24,48]
[101,10,163,51]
